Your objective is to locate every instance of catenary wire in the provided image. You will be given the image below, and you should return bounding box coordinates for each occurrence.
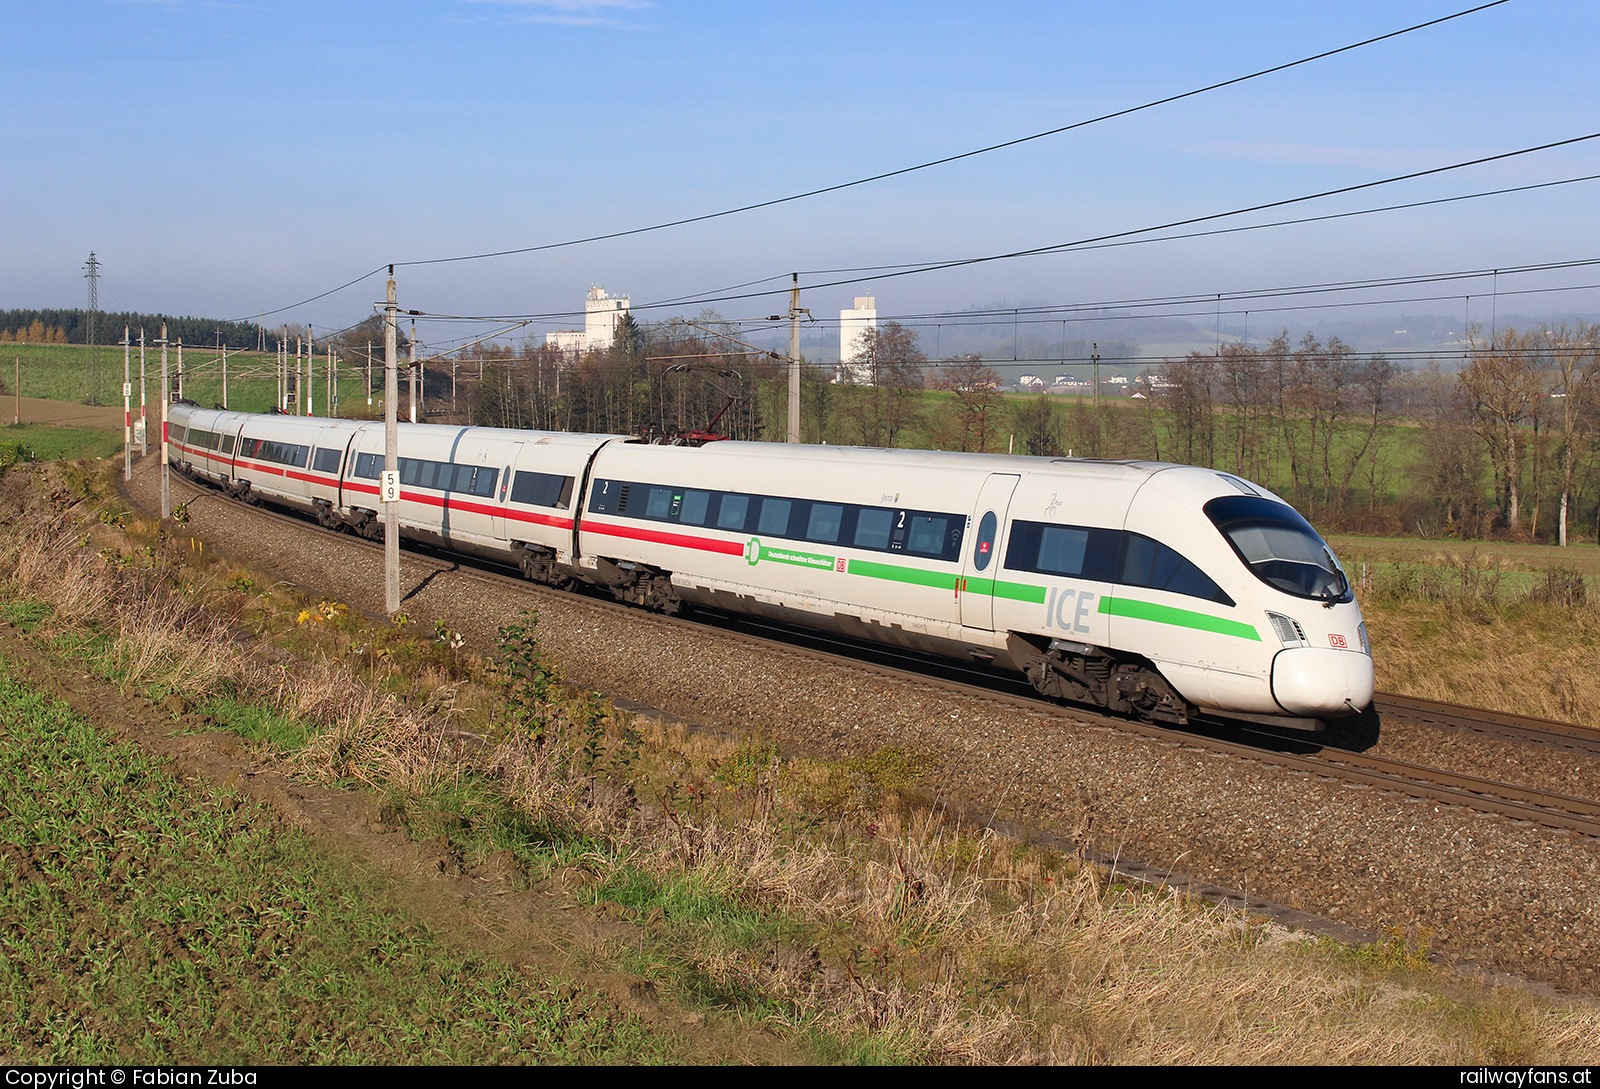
[226,2,1513,322]
[389,2,1513,270]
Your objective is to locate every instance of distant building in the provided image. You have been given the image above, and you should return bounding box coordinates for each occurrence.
[836,296,877,383]
[545,285,631,356]
[545,329,586,355]
[1018,374,1045,390]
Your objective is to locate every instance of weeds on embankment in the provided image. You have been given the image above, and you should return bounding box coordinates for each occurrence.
[0,460,1596,1064]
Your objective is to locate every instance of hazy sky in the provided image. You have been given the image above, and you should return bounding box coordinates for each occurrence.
[4,0,1598,350]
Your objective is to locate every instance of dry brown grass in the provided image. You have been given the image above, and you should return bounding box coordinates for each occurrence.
[607,782,1600,1064]
[1363,597,1600,726]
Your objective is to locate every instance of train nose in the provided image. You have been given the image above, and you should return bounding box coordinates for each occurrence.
[1270,647,1375,717]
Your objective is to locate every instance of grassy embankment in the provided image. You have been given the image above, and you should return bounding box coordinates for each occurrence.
[0,456,1595,1064]
[1332,535,1600,722]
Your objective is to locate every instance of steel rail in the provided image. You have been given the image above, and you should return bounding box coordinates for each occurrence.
[1374,691,1600,756]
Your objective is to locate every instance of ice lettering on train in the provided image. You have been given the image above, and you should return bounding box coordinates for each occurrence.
[1043,586,1095,634]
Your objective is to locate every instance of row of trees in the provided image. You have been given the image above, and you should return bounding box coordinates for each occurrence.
[1148,324,1600,543]
[0,309,264,349]
[293,311,1600,545]
[1453,324,1600,545]
[0,321,70,343]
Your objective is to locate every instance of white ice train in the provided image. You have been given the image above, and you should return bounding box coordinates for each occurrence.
[165,404,1375,732]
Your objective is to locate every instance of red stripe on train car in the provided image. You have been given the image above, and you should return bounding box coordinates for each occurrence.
[343,479,573,529]
[583,519,744,556]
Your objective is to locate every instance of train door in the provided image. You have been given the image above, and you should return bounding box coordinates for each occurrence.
[958,473,1020,631]
[491,442,523,541]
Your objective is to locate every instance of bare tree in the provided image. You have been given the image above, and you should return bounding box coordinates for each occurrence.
[1458,324,1542,529]
[1346,353,1396,512]
[1217,342,1268,481]
[1159,352,1216,466]
[1548,323,1599,546]
[836,321,926,448]
[934,355,1003,452]
[1014,390,1061,456]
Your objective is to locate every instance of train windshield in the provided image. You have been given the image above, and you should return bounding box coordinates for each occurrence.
[1203,495,1351,603]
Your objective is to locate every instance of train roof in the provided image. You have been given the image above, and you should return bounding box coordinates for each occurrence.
[697,440,1173,478]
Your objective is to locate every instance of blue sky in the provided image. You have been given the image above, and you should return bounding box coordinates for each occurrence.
[4,0,1598,349]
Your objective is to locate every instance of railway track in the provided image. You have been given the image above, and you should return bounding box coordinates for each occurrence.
[1373,691,1600,757]
[143,464,1600,840]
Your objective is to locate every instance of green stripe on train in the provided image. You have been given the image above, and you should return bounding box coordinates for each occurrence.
[845,560,1046,603]
[961,576,1047,603]
[1097,596,1261,641]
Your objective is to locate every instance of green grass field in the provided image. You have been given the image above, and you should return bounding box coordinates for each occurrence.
[1,341,381,417]
[0,655,680,1064]
[0,425,124,463]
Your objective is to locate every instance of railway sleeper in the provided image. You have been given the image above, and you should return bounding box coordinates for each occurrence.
[596,557,681,615]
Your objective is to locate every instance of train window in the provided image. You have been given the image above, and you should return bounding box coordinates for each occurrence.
[399,458,422,486]
[220,435,235,456]
[758,498,791,536]
[1037,526,1089,577]
[249,440,308,469]
[680,490,710,525]
[1122,534,1234,605]
[906,515,947,556]
[470,467,498,497]
[511,471,572,509]
[646,487,674,518]
[313,448,341,475]
[169,425,187,444]
[354,452,380,479]
[588,477,963,563]
[1204,495,1349,602]
[717,494,750,531]
[1005,521,1119,584]
[855,508,893,549]
[973,511,998,571]
[806,503,844,544]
